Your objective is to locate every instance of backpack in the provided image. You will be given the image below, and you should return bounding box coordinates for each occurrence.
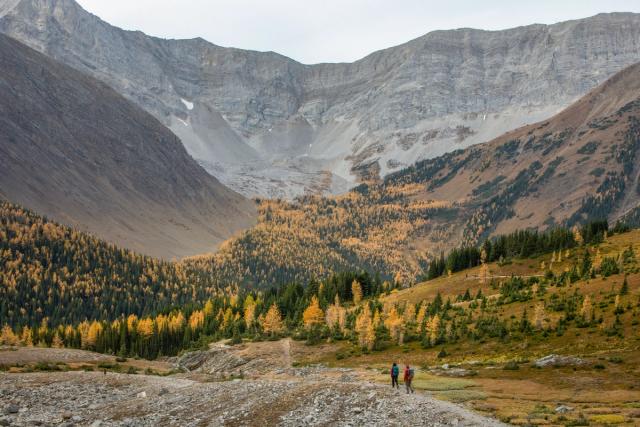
[392,365,399,376]
[409,368,415,380]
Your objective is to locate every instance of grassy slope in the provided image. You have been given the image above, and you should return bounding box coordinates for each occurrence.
[301,230,640,426]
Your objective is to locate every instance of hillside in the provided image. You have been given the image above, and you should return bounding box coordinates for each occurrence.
[0,201,229,328]
[2,0,640,197]
[188,63,640,287]
[384,61,640,243]
[0,33,255,259]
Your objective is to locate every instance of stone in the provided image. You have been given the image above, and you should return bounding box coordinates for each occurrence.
[3,405,18,415]
[136,391,147,398]
[555,405,574,414]
[535,355,586,368]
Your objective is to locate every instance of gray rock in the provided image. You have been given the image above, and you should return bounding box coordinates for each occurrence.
[535,354,586,368]
[4,405,18,414]
[555,405,574,414]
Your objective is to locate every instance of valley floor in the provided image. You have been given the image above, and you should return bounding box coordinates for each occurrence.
[0,350,502,426]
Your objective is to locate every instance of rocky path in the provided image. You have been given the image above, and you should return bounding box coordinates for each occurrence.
[0,370,504,427]
[0,343,506,426]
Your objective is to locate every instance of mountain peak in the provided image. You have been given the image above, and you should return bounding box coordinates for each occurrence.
[2,4,640,200]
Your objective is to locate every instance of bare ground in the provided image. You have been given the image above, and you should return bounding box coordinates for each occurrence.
[0,342,504,426]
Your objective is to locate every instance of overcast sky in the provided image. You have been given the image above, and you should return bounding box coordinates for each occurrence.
[76,0,639,64]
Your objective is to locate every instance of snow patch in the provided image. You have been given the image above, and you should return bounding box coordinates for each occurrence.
[181,98,194,110]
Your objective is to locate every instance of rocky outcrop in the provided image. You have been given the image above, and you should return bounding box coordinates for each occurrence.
[1,0,639,197]
[0,33,255,259]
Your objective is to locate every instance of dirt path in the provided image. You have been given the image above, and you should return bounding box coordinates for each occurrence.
[281,338,292,368]
[0,344,506,426]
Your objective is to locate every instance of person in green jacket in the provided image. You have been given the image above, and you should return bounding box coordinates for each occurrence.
[390,362,399,388]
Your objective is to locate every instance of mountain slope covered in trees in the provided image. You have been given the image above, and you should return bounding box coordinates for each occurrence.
[0,201,225,328]
[193,62,640,287]
[0,33,255,259]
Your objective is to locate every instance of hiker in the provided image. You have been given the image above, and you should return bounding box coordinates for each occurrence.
[390,362,399,388]
[404,364,415,394]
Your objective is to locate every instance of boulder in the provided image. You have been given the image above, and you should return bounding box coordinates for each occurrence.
[534,354,586,368]
[555,405,574,414]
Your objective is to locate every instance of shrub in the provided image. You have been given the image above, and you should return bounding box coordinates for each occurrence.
[503,361,520,370]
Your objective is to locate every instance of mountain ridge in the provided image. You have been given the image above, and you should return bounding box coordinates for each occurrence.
[2,1,639,198]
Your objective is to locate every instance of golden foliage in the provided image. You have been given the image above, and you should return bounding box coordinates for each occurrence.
[355,304,375,350]
[302,296,325,328]
[384,306,404,345]
[189,310,205,330]
[0,325,18,346]
[262,304,284,335]
[352,280,363,304]
[325,296,347,332]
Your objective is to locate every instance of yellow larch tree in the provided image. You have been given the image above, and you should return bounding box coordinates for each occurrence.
[244,298,256,330]
[416,303,427,333]
[325,295,346,332]
[77,321,90,348]
[355,304,374,349]
[384,306,405,345]
[169,312,185,332]
[85,321,102,349]
[262,303,284,335]
[352,280,363,304]
[137,318,154,338]
[303,295,325,328]
[0,325,18,346]
[51,332,64,348]
[203,300,215,317]
[426,314,440,345]
[189,310,205,330]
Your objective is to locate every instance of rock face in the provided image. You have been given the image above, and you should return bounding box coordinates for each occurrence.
[1,0,639,198]
[0,33,256,259]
